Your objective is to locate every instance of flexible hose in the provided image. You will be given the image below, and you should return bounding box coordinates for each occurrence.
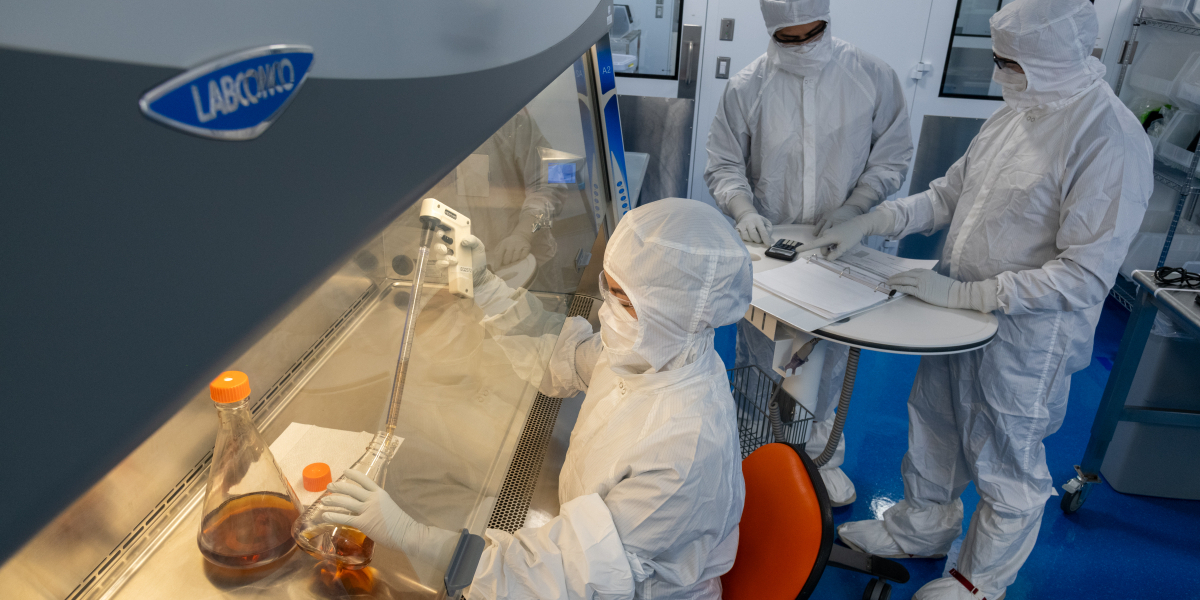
[769,399,787,444]
[814,347,859,467]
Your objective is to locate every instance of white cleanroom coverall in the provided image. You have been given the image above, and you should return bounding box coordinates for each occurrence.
[705,0,913,229]
[708,0,913,506]
[468,198,752,600]
[836,0,1153,598]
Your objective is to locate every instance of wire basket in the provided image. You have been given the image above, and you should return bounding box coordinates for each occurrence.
[728,365,814,459]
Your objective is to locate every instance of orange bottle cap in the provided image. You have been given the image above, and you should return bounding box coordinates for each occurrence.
[209,371,251,403]
[303,462,333,492]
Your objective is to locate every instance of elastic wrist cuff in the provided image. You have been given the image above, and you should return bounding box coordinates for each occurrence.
[846,187,881,212]
[976,278,1001,313]
[956,278,1000,313]
[865,206,899,237]
[727,195,758,222]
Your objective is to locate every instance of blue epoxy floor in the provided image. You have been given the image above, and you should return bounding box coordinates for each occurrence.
[810,299,1200,599]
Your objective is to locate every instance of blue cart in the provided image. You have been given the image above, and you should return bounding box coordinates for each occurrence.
[1061,270,1200,512]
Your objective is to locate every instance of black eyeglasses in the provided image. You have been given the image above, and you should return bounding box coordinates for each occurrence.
[774,21,827,46]
[992,53,1021,71]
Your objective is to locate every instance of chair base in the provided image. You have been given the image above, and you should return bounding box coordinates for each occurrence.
[828,542,910,584]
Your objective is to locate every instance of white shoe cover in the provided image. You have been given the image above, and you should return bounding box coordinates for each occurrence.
[913,575,1004,600]
[819,466,857,506]
[836,520,945,559]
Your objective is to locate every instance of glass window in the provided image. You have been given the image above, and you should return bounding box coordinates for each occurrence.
[610,0,685,78]
[382,64,606,296]
[940,0,1018,99]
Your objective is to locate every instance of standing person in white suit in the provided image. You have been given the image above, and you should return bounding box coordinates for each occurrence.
[814,0,1153,597]
[704,0,914,506]
[319,198,754,600]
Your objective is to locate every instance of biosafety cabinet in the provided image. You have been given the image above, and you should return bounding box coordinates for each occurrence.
[0,2,634,598]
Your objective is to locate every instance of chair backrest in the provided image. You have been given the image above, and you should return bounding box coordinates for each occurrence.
[721,443,833,600]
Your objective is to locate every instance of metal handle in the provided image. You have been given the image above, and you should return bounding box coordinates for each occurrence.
[683,41,695,83]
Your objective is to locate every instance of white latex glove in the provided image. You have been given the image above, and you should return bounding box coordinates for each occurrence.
[321,469,458,562]
[809,208,897,261]
[727,194,774,245]
[494,234,532,267]
[815,187,878,237]
[814,205,865,237]
[459,235,492,286]
[887,269,1000,313]
[736,213,774,245]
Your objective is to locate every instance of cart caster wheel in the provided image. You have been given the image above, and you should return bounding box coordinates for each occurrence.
[1061,487,1088,514]
[862,577,891,600]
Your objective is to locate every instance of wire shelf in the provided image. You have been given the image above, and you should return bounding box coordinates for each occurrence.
[1154,160,1197,195]
[1110,276,1137,312]
[1139,17,1200,37]
[727,366,814,459]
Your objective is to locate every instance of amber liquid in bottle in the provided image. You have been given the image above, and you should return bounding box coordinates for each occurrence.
[296,522,376,567]
[313,562,378,596]
[198,492,301,568]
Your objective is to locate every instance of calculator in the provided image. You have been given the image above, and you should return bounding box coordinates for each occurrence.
[765,239,802,261]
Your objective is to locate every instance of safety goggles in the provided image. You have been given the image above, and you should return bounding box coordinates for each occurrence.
[599,272,634,308]
[773,21,827,46]
[992,53,1021,72]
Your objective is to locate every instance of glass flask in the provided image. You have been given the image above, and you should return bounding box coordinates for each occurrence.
[292,431,401,568]
[197,371,303,569]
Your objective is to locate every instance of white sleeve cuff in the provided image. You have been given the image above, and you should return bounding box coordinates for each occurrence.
[726,194,758,222]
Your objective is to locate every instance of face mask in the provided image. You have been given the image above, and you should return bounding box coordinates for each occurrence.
[767,28,832,76]
[599,298,638,348]
[599,298,650,372]
[598,271,640,350]
[992,66,1028,93]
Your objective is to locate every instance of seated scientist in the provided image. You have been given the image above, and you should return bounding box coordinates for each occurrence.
[322,198,754,599]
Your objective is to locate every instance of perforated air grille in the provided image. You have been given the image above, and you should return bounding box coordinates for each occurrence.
[567,293,597,318]
[486,392,564,533]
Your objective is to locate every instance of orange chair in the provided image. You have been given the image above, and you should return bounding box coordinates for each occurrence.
[722,443,909,600]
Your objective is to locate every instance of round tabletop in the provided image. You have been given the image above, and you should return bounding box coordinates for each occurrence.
[748,225,997,355]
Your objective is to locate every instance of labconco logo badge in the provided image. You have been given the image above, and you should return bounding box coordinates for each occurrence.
[139,45,314,141]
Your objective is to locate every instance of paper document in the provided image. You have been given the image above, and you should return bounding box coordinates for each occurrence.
[754,246,937,320]
[270,423,404,507]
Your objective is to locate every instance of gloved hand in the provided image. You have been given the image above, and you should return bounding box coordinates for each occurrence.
[814,205,865,237]
[809,208,897,261]
[736,213,774,245]
[887,269,1000,313]
[815,187,879,236]
[494,234,532,267]
[321,469,459,562]
[727,194,773,244]
[459,235,492,286]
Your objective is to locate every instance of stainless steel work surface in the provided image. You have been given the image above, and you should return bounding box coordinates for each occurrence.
[1133,269,1200,337]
